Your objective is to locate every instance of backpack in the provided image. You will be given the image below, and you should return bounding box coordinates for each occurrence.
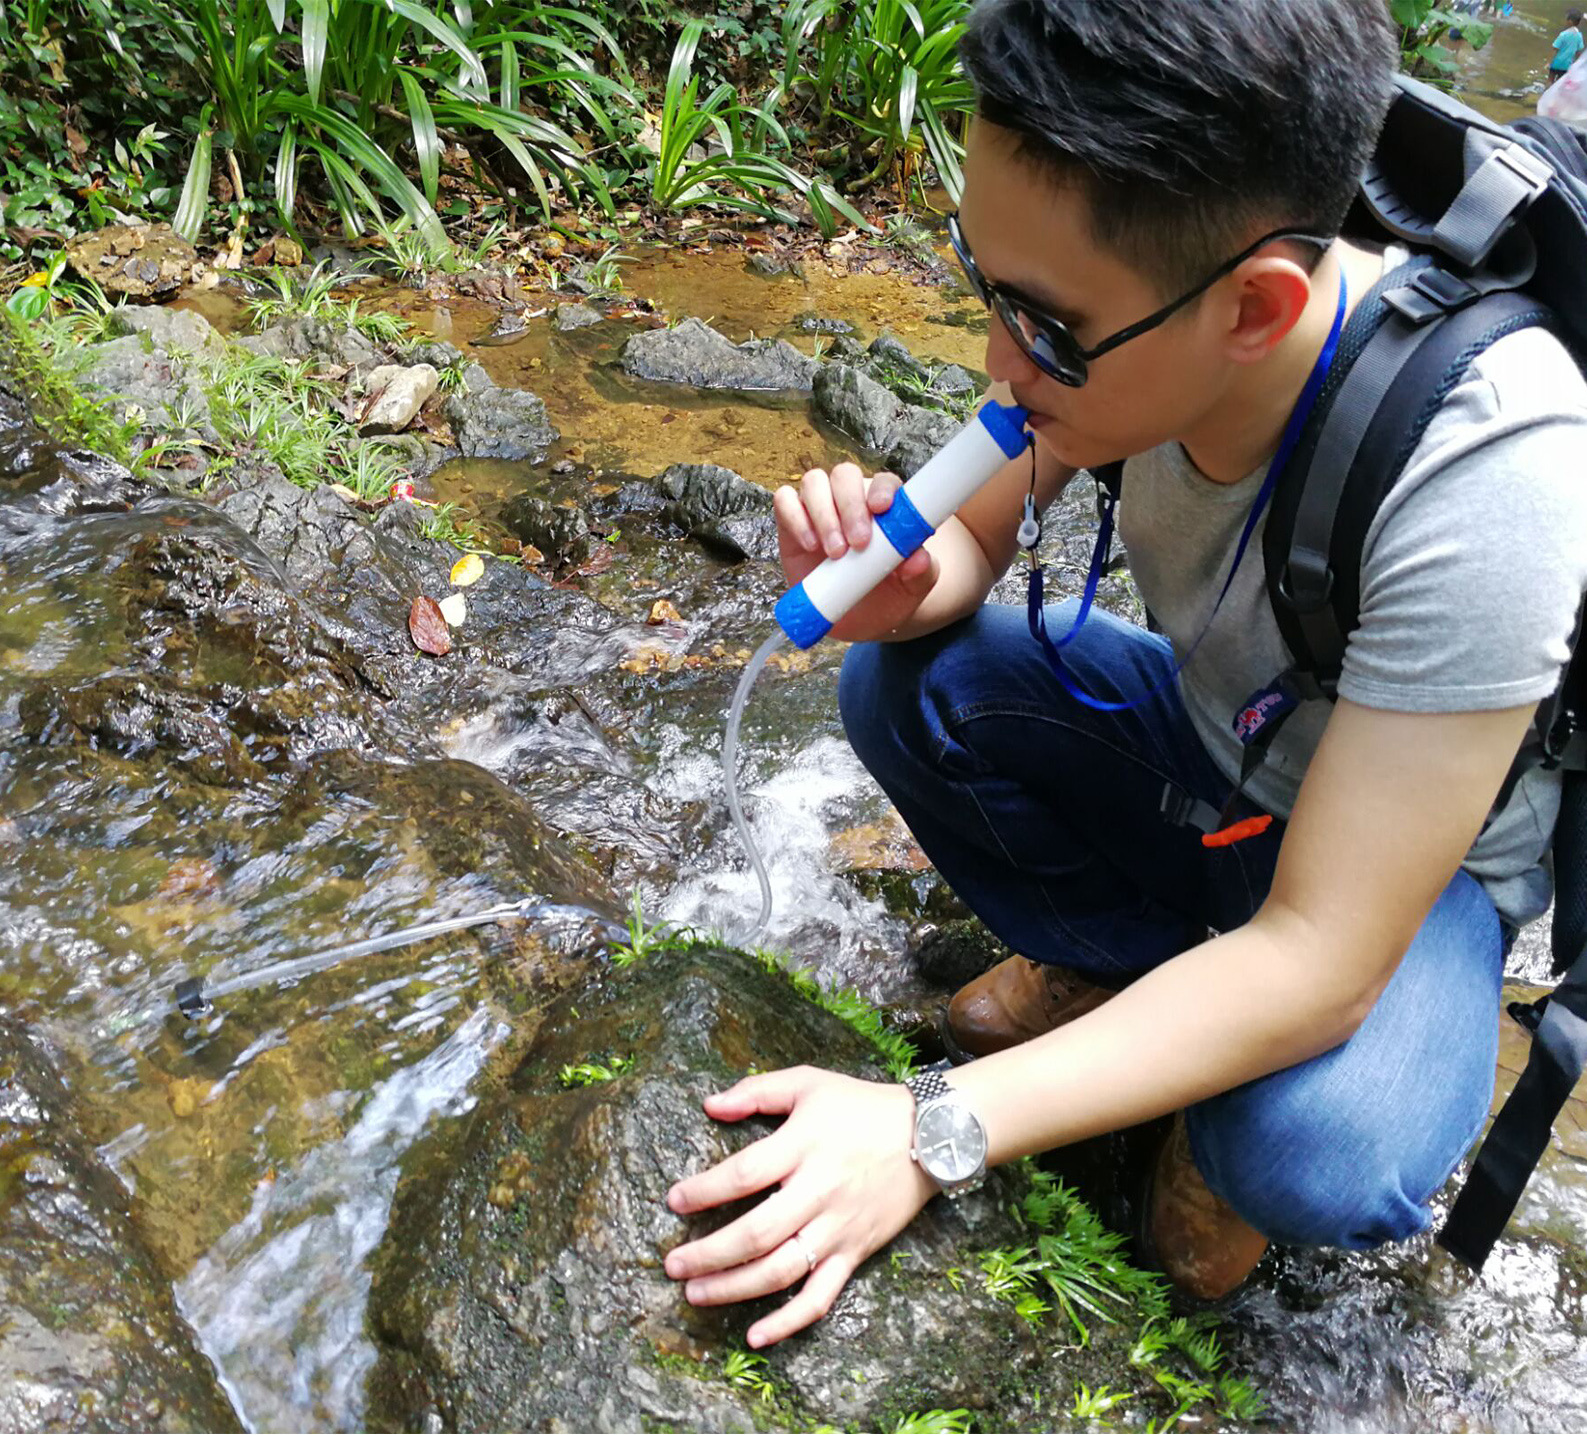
[1097,74,1587,1271]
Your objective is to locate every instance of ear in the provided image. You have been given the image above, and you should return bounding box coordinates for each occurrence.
[1221,257,1313,367]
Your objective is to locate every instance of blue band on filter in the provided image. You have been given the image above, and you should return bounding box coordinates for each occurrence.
[976,400,1031,459]
[774,583,834,650]
[872,487,935,558]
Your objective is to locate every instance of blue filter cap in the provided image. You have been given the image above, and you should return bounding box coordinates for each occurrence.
[774,583,834,651]
[977,400,1031,459]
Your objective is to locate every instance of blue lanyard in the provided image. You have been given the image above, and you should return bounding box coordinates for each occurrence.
[1027,270,1349,713]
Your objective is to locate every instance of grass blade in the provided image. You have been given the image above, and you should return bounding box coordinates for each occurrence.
[398,68,440,204]
[172,104,214,243]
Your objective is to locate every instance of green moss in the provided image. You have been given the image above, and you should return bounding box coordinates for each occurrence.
[0,310,138,466]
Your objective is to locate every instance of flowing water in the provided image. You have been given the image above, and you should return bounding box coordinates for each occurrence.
[8,137,1587,1426]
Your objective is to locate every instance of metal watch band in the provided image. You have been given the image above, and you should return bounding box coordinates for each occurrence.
[905,1060,954,1108]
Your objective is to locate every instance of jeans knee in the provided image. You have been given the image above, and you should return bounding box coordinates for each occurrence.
[838,640,910,775]
[1188,1100,1435,1250]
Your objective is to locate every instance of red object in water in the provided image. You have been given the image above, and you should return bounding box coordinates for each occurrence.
[1201,815,1274,849]
[390,478,416,501]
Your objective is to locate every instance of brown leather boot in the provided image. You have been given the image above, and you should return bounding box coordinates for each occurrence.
[1146,1113,1269,1302]
[944,955,1116,1059]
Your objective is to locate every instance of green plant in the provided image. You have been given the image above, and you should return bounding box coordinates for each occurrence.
[750,949,918,1081]
[580,242,633,292]
[0,306,138,463]
[608,887,695,967]
[558,1055,635,1087]
[1071,1382,1133,1421]
[1390,0,1492,85]
[243,262,345,329]
[783,0,975,200]
[720,1348,777,1404]
[342,298,410,344]
[890,1410,972,1434]
[417,500,481,548]
[142,0,633,252]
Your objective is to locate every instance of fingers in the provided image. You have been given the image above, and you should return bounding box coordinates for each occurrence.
[701,1067,814,1122]
[866,471,902,512]
[666,1183,818,1280]
[667,1127,797,1218]
[747,1253,853,1348]
[827,462,870,550]
[773,483,819,555]
[800,467,845,559]
[682,1225,822,1307]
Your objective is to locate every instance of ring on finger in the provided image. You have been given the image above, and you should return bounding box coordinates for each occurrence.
[790,1230,818,1273]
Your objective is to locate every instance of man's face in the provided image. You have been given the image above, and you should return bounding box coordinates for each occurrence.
[957,121,1241,469]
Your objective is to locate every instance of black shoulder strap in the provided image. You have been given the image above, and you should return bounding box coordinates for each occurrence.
[1264,269,1554,694]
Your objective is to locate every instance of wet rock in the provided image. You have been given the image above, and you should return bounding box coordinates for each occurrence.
[499,494,591,569]
[403,340,465,370]
[812,364,958,478]
[792,311,855,336]
[555,302,605,331]
[621,318,818,393]
[442,379,558,462]
[64,223,201,301]
[238,315,383,373]
[867,332,932,382]
[653,462,777,564]
[365,946,1056,1432]
[0,385,149,516]
[911,918,1010,992]
[470,306,530,347]
[0,1020,241,1431]
[79,335,213,434]
[746,251,805,279]
[109,304,225,358]
[357,363,439,435]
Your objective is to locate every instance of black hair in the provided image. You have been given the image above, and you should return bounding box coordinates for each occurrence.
[1570,9,1583,25]
[960,0,1398,292]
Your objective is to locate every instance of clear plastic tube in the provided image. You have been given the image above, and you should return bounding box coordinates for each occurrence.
[721,629,786,945]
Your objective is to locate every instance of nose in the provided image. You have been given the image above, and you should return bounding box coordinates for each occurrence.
[984,307,1046,392]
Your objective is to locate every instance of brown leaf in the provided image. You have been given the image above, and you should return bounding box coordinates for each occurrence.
[408,595,452,655]
[574,544,615,578]
[647,599,682,625]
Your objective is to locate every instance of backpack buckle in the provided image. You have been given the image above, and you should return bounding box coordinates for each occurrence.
[1383,267,1481,326]
[1431,137,1553,270]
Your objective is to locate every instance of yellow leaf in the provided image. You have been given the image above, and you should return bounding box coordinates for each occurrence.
[20,272,48,288]
[450,552,485,587]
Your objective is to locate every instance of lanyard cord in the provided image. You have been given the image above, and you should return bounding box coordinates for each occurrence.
[1023,270,1349,714]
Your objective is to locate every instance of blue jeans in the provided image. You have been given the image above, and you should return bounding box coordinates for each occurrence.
[840,602,1504,1248]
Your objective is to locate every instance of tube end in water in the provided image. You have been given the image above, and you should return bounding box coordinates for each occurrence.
[774,584,833,650]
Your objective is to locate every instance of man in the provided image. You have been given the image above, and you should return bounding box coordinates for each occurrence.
[662,0,1587,1347]
[1551,9,1584,82]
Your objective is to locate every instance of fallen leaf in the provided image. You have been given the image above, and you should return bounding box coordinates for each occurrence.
[574,545,615,577]
[450,552,485,587]
[438,592,467,626]
[647,599,682,625]
[408,595,452,655]
[329,483,362,504]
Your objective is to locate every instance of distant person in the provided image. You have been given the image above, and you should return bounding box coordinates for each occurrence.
[1551,9,1584,81]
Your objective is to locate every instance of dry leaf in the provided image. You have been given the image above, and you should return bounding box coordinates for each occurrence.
[647,599,682,625]
[450,553,485,587]
[329,483,362,504]
[408,595,452,655]
[438,593,467,626]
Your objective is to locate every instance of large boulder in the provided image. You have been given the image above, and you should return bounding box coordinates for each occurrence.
[499,492,592,568]
[0,1020,241,1431]
[237,315,383,373]
[364,946,1126,1432]
[442,375,559,462]
[621,318,818,392]
[357,363,439,435]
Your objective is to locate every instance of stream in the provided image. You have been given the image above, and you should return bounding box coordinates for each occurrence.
[4,51,1587,1425]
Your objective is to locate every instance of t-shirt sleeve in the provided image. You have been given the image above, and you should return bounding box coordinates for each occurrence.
[1337,326,1587,714]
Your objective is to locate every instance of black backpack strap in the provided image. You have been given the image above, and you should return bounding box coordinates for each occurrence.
[1266,276,1554,693]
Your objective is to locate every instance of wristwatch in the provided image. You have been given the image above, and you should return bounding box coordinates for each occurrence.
[905,1060,988,1198]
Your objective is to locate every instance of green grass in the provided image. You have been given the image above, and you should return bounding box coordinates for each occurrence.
[890,1411,972,1434]
[0,308,140,467]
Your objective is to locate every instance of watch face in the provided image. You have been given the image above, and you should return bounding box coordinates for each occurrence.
[915,1099,987,1185]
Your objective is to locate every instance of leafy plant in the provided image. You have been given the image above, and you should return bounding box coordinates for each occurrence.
[417,500,481,548]
[782,0,975,200]
[750,948,918,1080]
[1071,1382,1133,1421]
[1390,0,1492,85]
[890,1410,972,1434]
[558,1055,635,1087]
[608,886,694,966]
[720,1347,778,1404]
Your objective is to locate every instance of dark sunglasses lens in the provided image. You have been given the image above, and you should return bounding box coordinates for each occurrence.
[996,295,1086,387]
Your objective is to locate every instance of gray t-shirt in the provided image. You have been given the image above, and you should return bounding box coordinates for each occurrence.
[1118,320,1587,926]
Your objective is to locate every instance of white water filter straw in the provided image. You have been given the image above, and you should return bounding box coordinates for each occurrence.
[773,399,1031,649]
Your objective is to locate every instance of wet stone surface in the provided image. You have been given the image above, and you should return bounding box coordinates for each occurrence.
[365,946,1105,1433]
[0,1019,241,1432]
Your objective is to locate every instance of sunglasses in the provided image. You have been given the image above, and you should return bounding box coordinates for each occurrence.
[947,214,1332,388]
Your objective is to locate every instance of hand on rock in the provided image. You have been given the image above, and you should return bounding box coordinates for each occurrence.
[663,1065,935,1347]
